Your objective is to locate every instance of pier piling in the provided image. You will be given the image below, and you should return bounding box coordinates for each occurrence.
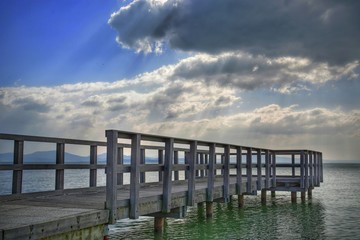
[308,188,313,199]
[301,191,306,202]
[261,189,267,205]
[271,191,276,198]
[206,202,213,218]
[154,217,165,233]
[291,192,297,203]
[238,194,244,208]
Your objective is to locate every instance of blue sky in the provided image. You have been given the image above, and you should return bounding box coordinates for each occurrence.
[0,0,359,160]
[0,0,182,86]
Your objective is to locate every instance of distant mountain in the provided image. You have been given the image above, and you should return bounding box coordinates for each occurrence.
[2,150,337,165]
[0,152,13,164]
[0,151,159,164]
[0,151,102,164]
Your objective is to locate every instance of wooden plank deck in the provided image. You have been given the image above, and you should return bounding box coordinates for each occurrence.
[0,131,323,239]
[0,176,260,239]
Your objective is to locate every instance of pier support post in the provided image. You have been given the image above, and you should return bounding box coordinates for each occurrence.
[271,191,276,198]
[238,194,244,208]
[301,191,306,202]
[206,202,213,218]
[291,192,297,203]
[261,189,267,205]
[154,217,165,233]
[308,188,313,199]
[103,225,110,240]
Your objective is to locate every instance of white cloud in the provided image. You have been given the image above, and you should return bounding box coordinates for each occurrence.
[135,104,360,160]
[136,104,359,138]
[0,52,359,159]
[171,53,359,92]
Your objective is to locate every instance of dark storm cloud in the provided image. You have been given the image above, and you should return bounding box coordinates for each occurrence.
[109,0,360,65]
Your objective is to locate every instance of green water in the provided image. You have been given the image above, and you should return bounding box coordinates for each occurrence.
[110,164,360,239]
[1,164,358,239]
[110,195,325,239]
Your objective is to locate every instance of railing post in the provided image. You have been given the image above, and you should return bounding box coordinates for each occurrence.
[265,150,270,189]
[300,151,305,188]
[256,149,262,190]
[106,130,118,223]
[196,153,199,177]
[236,146,242,194]
[140,148,146,183]
[309,151,313,188]
[221,154,225,175]
[184,152,189,180]
[314,152,319,186]
[207,143,216,202]
[200,153,205,178]
[162,138,174,213]
[55,142,65,190]
[246,148,252,193]
[12,140,24,194]
[130,134,141,219]
[204,154,208,177]
[187,141,197,206]
[320,152,323,183]
[271,152,276,188]
[223,145,230,202]
[291,154,295,177]
[174,150,179,181]
[158,149,164,182]
[117,147,124,185]
[90,145,97,187]
[304,151,309,189]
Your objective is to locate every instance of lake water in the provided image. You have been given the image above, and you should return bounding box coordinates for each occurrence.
[1,164,359,239]
[109,163,360,239]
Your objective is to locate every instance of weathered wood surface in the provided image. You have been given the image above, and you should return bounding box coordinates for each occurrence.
[0,175,319,239]
[0,176,259,238]
[0,131,324,240]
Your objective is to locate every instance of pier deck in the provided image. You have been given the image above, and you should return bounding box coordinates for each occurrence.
[0,131,323,239]
[0,177,257,239]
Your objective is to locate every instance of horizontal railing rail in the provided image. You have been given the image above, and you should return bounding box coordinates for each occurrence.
[104,130,323,223]
[0,131,323,225]
[0,133,108,194]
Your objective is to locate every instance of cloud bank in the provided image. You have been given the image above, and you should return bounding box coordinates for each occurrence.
[109,0,360,65]
[1,54,359,159]
[1,0,359,161]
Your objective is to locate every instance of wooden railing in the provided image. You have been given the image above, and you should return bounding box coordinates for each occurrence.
[0,131,323,224]
[105,130,323,223]
[273,150,323,190]
[0,133,107,194]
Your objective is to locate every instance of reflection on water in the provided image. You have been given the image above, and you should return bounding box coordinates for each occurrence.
[110,194,327,240]
[109,164,360,239]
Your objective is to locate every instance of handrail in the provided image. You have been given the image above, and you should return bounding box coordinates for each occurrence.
[0,131,323,225]
[0,133,107,193]
[104,129,323,223]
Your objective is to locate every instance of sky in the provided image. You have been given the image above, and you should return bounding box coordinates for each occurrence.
[0,0,359,160]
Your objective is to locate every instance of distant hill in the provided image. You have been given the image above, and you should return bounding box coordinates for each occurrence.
[0,151,158,164]
[3,151,353,165]
[0,151,103,164]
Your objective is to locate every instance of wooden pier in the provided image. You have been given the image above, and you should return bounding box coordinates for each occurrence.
[0,130,323,239]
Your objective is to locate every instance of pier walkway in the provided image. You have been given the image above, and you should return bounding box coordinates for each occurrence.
[0,130,323,239]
